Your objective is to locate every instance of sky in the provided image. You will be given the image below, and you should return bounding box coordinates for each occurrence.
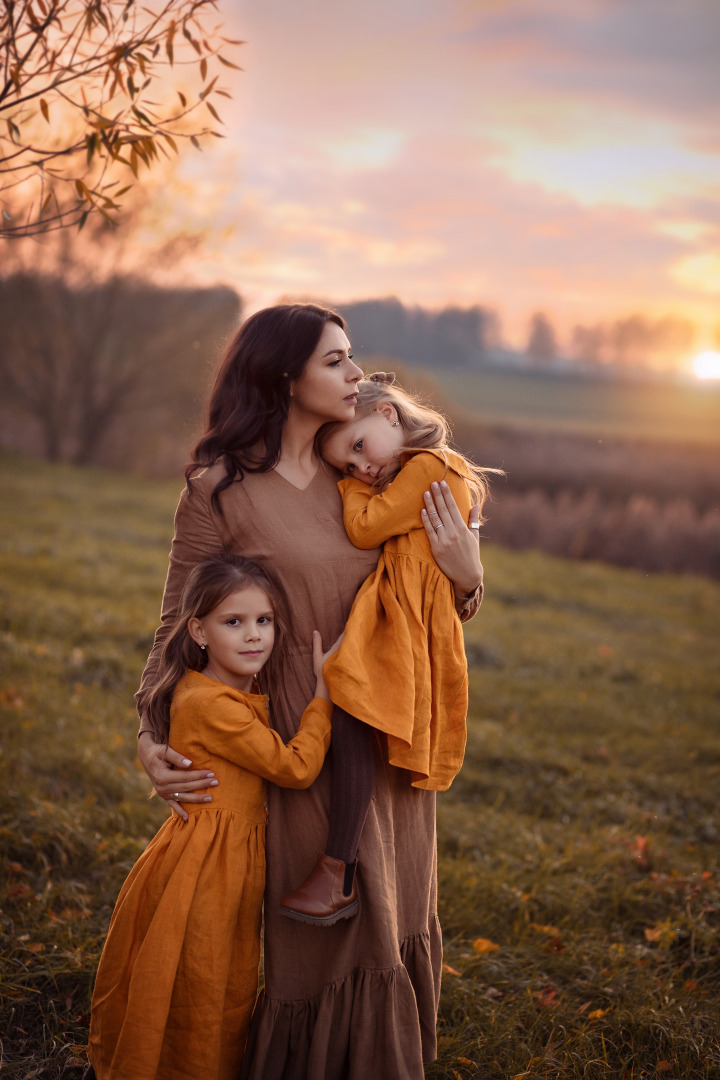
[166,0,720,350]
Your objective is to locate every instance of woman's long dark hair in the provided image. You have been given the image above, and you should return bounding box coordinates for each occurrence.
[187,303,345,510]
[139,554,291,744]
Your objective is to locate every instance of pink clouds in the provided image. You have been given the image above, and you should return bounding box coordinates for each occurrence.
[179,0,720,343]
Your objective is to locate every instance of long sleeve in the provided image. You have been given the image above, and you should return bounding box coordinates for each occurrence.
[455,580,483,623]
[136,474,226,715]
[183,688,333,789]
[337,453,462,548]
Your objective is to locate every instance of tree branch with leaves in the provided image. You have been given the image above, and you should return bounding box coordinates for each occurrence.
[1,0,241,237]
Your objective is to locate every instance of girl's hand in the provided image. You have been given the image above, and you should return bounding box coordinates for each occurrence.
[421,480,484,597]
[137,729,219,823]
[312,629,344,701]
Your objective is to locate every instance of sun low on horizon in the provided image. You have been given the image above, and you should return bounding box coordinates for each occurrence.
[692,351,720,380]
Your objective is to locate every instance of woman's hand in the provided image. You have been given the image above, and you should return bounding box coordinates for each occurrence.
[312,629,344,701]
[421,480,483,597]
[137,730,219,823]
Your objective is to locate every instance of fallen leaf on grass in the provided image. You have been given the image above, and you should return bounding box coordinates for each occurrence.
[0,688,24,709]
[644,918,678,947]
[472,937,499,954]
[588,1008,610,1019]
[530,922,561,936]
[630,834,653,871]
[535,986,559,1008]
[442,963,462,976]
[50,905,92,923]
[6,882,33,900]
[656,1062,672,1073]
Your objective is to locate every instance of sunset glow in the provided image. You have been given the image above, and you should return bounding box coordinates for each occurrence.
[132,0,720,353]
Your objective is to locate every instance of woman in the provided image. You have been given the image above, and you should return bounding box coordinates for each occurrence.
[137,304,483,1080]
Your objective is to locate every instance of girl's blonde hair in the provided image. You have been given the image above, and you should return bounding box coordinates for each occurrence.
[138,554,291,744]
[317,372,501,520]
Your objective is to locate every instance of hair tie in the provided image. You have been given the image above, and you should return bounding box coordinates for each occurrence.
[368,371,396,385]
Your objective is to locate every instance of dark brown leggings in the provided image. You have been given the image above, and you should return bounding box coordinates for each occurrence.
[324,706,376,865]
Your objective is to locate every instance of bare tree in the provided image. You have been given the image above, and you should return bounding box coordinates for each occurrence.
[0,267,241,465]
[1,0,240,238]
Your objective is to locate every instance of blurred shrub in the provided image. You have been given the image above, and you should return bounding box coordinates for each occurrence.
[485,488,720,578]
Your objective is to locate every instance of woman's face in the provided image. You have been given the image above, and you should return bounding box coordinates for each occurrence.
[290,322,363,425]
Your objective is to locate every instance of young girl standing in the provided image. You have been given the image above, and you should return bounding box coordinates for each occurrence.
[87,554,335,1080]
[280,373,498,925]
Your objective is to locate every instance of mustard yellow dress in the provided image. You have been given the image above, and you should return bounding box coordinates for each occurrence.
[88,671,331,1080]
[323,449,473,791]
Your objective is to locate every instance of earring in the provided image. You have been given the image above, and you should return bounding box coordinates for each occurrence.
[200,644,206,651]
[392,420,399,427]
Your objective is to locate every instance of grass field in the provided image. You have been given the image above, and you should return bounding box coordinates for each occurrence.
[434,366,720,445]
[1,451,719,1079]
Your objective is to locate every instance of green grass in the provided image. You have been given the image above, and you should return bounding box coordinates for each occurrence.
[1,451,718,1079]
[436,366,720,445]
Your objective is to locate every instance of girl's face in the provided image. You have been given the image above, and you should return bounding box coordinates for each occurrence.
[290,321,363,425]
[189,585,275,692]
[321,403,405,485]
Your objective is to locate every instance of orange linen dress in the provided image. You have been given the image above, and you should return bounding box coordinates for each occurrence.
[88,671,331,1080]
[323,449,473,791]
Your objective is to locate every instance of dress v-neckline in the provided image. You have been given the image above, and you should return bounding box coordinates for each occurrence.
[271,462,323,493]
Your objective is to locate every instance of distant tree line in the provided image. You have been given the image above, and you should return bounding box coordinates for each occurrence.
[337,298,700,373]
[338,298,503,370]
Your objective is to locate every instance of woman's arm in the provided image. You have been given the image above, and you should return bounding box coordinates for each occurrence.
[422,480,484,621]
[137,476,227,820]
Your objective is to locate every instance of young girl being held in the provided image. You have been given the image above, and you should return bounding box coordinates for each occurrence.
[87,554,337,1080]
[280,373,500,926]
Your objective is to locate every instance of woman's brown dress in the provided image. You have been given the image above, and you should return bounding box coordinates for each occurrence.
[137,460,481,1080]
